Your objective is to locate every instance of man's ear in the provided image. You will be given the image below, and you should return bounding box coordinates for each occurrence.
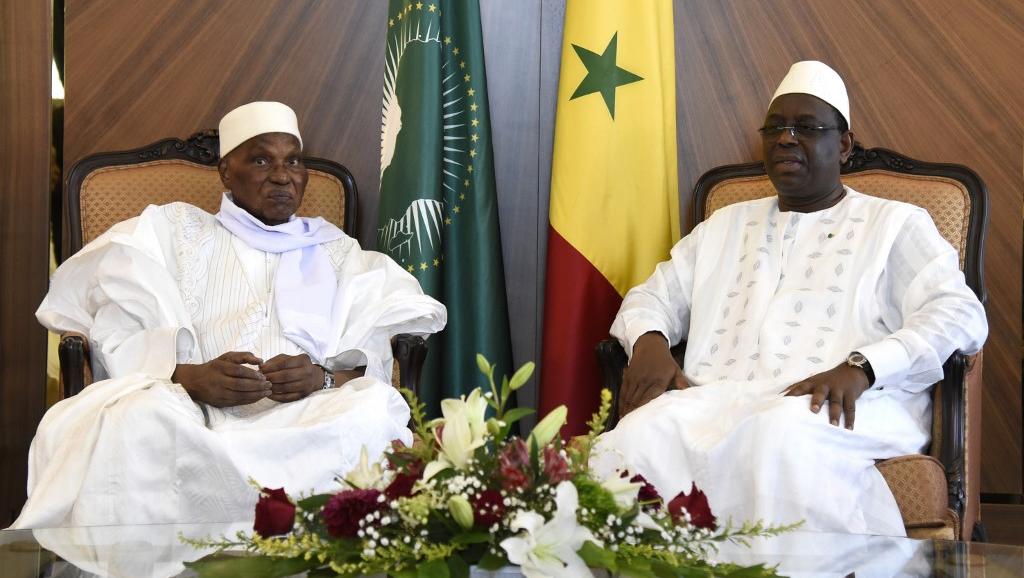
[218,158,231,188]
[838,130,855,164]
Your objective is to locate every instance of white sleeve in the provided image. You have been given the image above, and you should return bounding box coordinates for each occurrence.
[610,226,700,359]
[858,211,988,393]
[36,205,198,380]
[326,243,447,382]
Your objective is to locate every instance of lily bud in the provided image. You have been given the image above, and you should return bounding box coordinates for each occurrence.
[448,495,475,529]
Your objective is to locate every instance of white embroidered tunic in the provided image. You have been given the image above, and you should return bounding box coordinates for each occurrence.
[596,188,987,536]
[15,203,447,528]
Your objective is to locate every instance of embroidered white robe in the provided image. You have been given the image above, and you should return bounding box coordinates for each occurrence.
[14,202,446,528]
[594,188,987,536]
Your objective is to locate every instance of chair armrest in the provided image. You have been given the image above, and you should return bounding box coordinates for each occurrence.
[391,334,428,399]
[938,349,982,540]
[58,332,93,398]
[595,337,688,429]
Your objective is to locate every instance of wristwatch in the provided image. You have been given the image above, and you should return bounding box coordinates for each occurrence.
[846,352,875,386]
[319,365,336,390]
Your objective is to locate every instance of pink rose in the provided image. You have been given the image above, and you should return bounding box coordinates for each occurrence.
[253,487,295,537]
[322,489,384,538]
[668,482,717,530]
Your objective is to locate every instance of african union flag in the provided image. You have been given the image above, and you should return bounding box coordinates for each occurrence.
[377,0,513,416]
[540,0,680,436]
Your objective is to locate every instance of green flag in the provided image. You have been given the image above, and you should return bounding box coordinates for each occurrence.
[377,0,513,415]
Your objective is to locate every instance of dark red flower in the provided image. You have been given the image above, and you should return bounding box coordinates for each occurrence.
[498,438,532,491]
[629,473,662,511]
[385,459,424,500]
[472,489,506,528]
[542,446,572,484]
[253,487,295,537]
[322,489,384,538]
[668,482,717,530]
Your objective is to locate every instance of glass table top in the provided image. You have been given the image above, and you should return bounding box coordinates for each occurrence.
[2,522,1022,578]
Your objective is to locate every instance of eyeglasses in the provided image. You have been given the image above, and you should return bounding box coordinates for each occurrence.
[758,124,838,140]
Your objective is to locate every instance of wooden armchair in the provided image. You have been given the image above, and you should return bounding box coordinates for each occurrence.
[597,143,987,541]
[59,131,428,399]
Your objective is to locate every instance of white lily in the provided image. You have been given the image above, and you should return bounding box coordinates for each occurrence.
[500,481,597,578]
[600,472,642,510]
[343,446,386,490]
[423,389,489,480]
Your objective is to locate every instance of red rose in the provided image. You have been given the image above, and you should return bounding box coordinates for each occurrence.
[498,439,531,491]
[472,489,506,528]
[668,482,717,530]
[629,473,662,511]
[385,460,424,500]
[253,487,295,537]
[542,446,572,484]
[322,489,384,538]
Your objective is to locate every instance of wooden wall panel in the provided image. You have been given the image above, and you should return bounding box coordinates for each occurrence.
[0,1,51,526]
[669,0,1023,495]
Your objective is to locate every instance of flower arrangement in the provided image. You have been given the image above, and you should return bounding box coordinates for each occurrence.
[184,356,793,578]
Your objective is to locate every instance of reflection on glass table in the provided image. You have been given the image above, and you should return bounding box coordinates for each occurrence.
[1,523,1022,578]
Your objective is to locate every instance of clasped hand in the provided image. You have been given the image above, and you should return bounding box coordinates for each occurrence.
[782,363,870,429]
[173,351,325,407]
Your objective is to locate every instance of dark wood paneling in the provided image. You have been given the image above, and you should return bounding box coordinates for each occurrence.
[982,504,1024,546]
[65,0,387,245]
[671,0,1024,495]
[0,1,52,526]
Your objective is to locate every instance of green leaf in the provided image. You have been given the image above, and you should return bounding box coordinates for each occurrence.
[185,553,319,578]
[297,493,331,511]
[418,558,450,578]
[390,569,418,578]
[651,559,680,578]
[447,554,470,578]
[577,541,617,571]
[508,361,535,391]
[501,407,535,425]
[618,557,656,578]
[676,567,714,578]
[451,531,492,545]
[476,551,509,571]
[476,354,491,377]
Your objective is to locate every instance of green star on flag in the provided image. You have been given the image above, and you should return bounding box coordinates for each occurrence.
[570,32,643,118]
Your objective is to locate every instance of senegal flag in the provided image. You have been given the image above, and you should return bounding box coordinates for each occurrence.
[377,0,513,416]
[540,1,680,436]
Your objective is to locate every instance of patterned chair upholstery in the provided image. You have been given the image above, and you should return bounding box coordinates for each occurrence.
[60,131,428,399]
[597,143,987,541]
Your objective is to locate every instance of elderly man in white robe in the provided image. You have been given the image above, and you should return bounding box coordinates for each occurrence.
[595,62,987,536]
[13,102,446,528]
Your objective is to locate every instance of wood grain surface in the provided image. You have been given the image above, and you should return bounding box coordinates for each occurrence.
[0,0,51,526]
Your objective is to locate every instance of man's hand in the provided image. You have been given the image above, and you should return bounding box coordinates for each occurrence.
[173,351,271,407]
[261,354,323,403]
[619,332,688,417]
[783,364,871,429]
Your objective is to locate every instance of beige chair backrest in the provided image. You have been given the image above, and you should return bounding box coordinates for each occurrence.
[78,159,347,246]
[704,171,972,269]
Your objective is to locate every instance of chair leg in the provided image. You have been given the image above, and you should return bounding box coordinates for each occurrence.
[392,334,428,399]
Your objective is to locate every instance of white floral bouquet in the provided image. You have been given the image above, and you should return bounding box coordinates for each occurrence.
[184,356,792,578]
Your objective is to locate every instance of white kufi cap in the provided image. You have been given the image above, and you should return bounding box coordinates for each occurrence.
[770,61,850,128]
[218,101,303,158]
